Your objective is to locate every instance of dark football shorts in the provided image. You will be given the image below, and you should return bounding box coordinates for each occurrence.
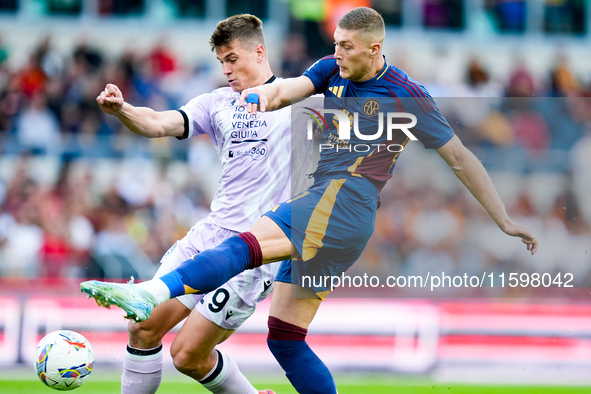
[265,174,378,298]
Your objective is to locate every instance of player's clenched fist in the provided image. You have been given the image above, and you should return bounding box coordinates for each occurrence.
[96,83,124,115]
[239,87,268,114]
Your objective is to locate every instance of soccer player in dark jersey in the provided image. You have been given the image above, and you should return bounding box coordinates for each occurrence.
[83,7,538,393]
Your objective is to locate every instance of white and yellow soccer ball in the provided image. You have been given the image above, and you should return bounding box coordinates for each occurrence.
[35,330,94,390]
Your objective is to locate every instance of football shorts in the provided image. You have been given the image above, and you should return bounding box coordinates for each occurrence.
[266,174,378,298]
[158,219,278,330]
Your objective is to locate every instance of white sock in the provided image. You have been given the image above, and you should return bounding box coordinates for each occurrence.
[199,350,258,394]
[137,279,171,304]
[121,344,163,394]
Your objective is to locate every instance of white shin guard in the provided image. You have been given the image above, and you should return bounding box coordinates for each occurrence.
[199,350,258,394]
[121,344,163,394]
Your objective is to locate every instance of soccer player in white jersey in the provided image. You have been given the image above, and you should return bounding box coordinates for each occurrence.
[95,14,307,394]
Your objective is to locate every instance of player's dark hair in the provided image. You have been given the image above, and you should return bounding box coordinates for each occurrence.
[337,7,385,42]
[209,14,266,51]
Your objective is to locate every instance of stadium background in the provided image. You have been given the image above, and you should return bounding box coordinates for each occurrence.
[0,0,591,392]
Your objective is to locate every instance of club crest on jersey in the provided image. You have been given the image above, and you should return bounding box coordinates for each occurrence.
[363,99,380,116]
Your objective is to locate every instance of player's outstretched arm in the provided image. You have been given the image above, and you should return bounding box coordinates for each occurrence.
[239,76,316,114]
[436,135,538,255]
[96,83,185,138]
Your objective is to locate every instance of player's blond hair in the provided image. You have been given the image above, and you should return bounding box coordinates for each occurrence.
[337,7,385,44]
[209,14,266,51]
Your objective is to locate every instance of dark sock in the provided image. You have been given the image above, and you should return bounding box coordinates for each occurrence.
[267,316,337,394]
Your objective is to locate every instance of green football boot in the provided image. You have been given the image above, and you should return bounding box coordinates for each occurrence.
[81,279,157,322]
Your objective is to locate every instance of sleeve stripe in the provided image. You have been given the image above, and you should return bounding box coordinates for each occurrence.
[322,67,339,91]
[175,109,190,140]
[386,70,434,112]
[384,75,429,114]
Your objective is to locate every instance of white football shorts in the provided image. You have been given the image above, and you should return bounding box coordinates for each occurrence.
[156,219,278,330]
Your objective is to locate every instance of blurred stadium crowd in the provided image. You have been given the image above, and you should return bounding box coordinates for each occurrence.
[0,1,590,295]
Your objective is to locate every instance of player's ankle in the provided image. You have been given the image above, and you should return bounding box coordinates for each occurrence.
[136,279,171,305]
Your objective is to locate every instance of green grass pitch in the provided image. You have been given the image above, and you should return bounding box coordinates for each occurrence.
[2,371,591,394]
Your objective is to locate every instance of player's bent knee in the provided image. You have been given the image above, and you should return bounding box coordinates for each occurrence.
[171,350,191,375]
[171,347,194,376]
[170,344,211,379]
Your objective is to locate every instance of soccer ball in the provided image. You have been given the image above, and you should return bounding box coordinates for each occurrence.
[35,330,94,390]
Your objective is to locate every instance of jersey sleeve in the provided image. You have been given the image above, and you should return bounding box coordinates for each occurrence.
[177,93,215,140]
[412,104,455,149]
[303,56,338,94]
